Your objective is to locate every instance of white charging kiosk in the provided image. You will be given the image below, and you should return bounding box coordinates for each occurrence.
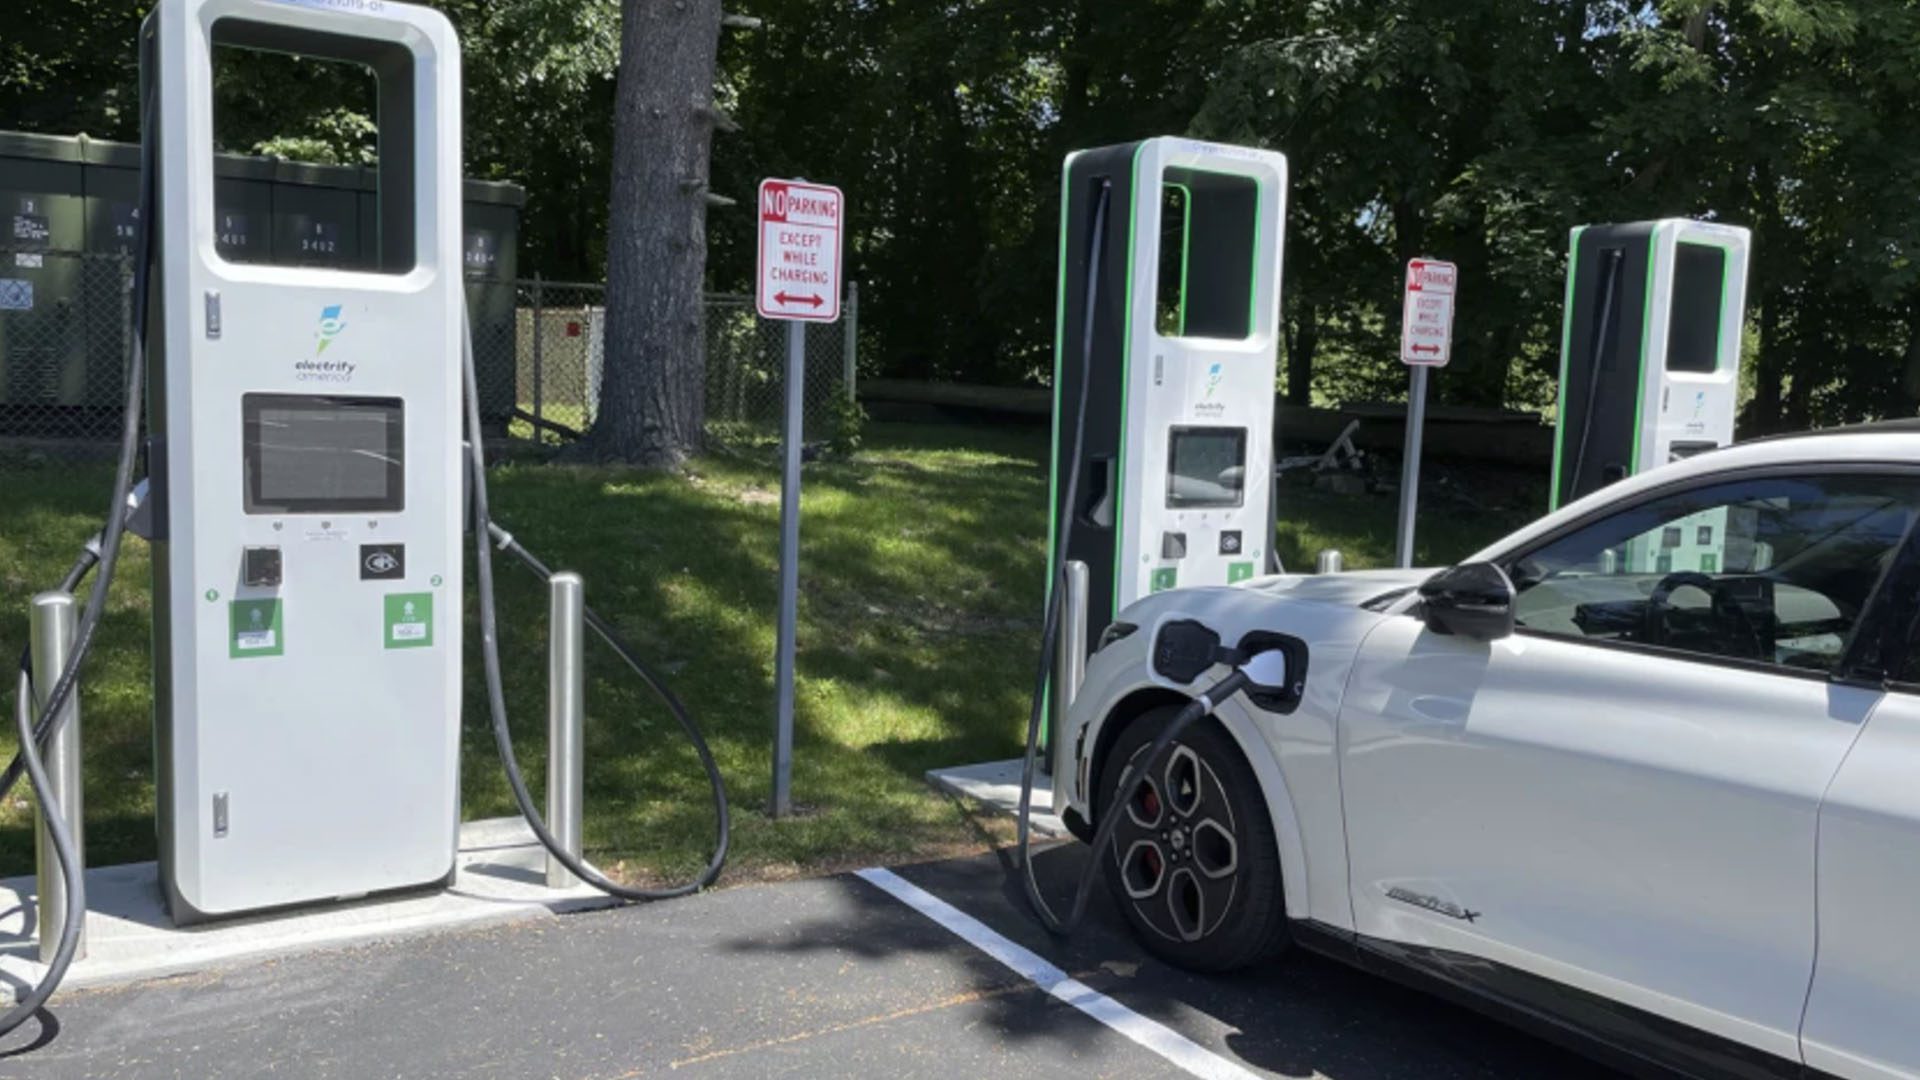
[146,0,465,921]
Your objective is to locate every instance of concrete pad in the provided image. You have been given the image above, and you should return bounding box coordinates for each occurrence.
[0,816,617,1004]
[925,759,1067,838]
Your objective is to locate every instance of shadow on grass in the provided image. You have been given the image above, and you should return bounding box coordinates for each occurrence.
[462,424,1052,881]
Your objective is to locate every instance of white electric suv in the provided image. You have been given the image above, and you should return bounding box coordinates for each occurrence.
[1060,425,1920,1080]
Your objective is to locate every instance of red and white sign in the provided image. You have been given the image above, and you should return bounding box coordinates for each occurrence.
[757,179,844,322]
[1400,258,1457,367]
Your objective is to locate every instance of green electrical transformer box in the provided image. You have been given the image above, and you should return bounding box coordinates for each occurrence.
[0,130,523,435]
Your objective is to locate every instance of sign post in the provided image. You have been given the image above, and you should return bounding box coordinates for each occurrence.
[1395,258,1457,568]
[757,178,845,818]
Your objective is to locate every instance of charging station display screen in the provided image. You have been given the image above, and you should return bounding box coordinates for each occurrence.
[1167,426,1247,508]
[1666,242,1726,373]
[244,394,403,514]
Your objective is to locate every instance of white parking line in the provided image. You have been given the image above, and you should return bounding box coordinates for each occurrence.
[855,867,1263,1080]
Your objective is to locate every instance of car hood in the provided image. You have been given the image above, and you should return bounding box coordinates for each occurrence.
[1241,567,1435,607]
[1111,567,1436,636]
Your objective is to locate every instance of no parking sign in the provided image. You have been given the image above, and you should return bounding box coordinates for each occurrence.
[1400,258,1457,366]
[757,179,844,323]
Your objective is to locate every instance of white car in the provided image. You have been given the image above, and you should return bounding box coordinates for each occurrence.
[1061,426,1920,1080]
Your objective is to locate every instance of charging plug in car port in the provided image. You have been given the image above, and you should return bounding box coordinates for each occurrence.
[1152,619,1227,684]
[1234,630,1309,714]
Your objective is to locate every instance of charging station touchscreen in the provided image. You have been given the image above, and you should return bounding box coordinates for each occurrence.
[1167,427,1246,509]
[244,395,404,514]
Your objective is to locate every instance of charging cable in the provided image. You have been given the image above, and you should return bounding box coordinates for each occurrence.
[1019,632,1288,935]
[1013,177,1108,932]
[460,311,730,900]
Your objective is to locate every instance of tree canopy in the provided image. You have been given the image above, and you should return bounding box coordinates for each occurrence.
[4,0,1914,431]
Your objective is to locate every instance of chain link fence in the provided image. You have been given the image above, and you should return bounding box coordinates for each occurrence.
[494,279,860,449]
[0,249,136,448]
[703,285,860,447]
[0,249,859,455]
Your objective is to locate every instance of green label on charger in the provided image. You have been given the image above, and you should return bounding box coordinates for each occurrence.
[384,592,434,650]
[1227,561,1255,584]
[229,599,284,659]
[1150,567,1178,593]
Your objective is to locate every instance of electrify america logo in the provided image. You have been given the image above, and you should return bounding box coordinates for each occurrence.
[314,305,346,355]
[296,304,356,383]
[1685,390,1708,433]
[1193,361,1228,418]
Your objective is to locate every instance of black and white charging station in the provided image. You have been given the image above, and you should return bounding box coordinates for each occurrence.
[1047,138,1288,639]
[1552,218,1750,511]
[1010,136,1290,938]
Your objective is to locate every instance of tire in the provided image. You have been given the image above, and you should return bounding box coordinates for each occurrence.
[1097,705,1290,972]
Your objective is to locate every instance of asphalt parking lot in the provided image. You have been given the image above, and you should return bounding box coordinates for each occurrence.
[0,842,1623,1079]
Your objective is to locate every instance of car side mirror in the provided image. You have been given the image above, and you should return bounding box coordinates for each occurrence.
[1419,562,1516,642]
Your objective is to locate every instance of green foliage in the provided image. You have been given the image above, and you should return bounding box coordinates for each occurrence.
[3,0,1914,426]
[823,394,867,458]
[440,0,622,278]
[0,0,145,138]
[1187,0,1920,426]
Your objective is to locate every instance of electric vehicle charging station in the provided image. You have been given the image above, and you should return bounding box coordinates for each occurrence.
[0,0,727,1031]
[1552,218,1750,514]
[932,137,1288,860]
[1049,138,1287,628]
[982,136,1291,937]
[1019,137,1284,786]
[147,0,467,922]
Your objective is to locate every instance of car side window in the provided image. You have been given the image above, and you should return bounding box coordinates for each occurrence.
[1504,474,1920,673]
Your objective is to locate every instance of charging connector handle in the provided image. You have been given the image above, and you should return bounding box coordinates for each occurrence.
[1022,653,1274,938]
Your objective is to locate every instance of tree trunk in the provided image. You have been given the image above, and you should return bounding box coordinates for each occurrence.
[1285,299,1317,406]
[1750,287,1784,432]
[584,0,724,466]
[1899,292,1920,416]
[1744,159,1783,432]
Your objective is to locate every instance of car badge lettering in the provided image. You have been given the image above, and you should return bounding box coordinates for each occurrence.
[1387,885,1481,923]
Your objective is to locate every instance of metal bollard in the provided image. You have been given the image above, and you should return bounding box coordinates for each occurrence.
[546,572,585,889]
[30,591,84,963]
[1315,549,1345,574]
[1048,561,1089,813]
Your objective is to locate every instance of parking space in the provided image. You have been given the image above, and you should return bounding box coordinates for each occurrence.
[2,843,1621,1079]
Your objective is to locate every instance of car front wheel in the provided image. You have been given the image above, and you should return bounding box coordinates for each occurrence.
[1098,706,1290,972]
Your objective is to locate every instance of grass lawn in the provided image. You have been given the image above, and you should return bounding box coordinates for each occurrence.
[0,422,1537,886]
